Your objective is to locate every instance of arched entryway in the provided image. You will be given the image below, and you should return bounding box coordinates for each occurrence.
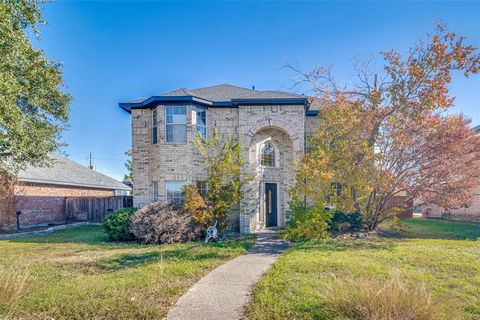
[241,125,301,232]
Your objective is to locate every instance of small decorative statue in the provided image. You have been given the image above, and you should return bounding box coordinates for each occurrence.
[205,220,219,243]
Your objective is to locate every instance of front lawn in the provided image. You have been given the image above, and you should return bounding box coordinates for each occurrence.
[0,225,253,319]
[246,218,480,320]
[380,217,480,239]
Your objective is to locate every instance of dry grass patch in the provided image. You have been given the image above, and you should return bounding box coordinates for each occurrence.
[0,269,33,312]
[320,271,441,320]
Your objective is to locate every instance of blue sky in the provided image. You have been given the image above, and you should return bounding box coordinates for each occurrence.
[32,1,480,181]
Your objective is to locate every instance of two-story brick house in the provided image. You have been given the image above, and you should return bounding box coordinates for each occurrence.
[120,84,320,233]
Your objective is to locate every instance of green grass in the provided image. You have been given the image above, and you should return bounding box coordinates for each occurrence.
[246,218,480,320]
[0,225,253,319]
[380,217,480,240]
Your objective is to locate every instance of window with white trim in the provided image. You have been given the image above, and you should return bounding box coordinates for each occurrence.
[165,106,187,143]
[196,108,207,139]
[260,141,276,167]
[166,181,187,203]
[152,109,158,144]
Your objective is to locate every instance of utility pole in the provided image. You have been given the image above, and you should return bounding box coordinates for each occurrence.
[88,152,94,170]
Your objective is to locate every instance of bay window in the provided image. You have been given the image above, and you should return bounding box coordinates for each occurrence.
[196,108,207,139]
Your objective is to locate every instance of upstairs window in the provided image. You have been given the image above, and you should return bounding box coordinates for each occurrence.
[166,181,187,203]
[260,141,276,167]
[166,106,187,143]
[152,109,158,144]
[196,108,207,139]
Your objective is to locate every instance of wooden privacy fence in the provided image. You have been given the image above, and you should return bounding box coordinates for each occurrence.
[65,196,133,223]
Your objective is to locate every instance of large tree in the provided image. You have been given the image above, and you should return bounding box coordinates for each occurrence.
[290,24,480,230]
[0,0,71,175]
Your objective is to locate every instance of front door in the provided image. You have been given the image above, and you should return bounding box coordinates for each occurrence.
[265,183,278,227]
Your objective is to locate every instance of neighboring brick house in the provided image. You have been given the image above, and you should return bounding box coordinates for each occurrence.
[0,155,131,228]
[120,84,320,233]
[418,124,480,221]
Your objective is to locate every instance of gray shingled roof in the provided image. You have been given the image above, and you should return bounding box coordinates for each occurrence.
[473,124,480,134]
[19,155,130,191]
[126,84,304,104]
[234,90,304,99]
[184,84,259,101]
[161,88,197,97]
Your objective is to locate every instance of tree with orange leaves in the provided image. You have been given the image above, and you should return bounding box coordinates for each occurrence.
[290,23,480,230]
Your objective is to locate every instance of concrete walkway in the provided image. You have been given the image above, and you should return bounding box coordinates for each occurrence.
[166,231,289,320]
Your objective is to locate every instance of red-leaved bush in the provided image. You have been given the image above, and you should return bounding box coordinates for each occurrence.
[129,201,200,244]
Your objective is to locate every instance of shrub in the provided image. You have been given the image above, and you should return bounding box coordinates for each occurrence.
[381,215,411,234]
[130,201,200,244]
[183,184,240,233]
[284,201,333,241]
[183,185,211,228]
[320,270,442,320]
[328,210,363,233]
[104,207,137,241]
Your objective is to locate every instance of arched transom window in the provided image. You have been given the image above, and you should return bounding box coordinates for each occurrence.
[260,141,276,167]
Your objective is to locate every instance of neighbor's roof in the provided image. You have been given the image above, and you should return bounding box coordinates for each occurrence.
[119,84,307,112]
[19,155,131,191]
[473,124,480,134]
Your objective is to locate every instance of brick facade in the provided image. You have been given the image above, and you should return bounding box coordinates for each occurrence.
[131,105,206,208]
[239,105,305,232]
[0,182,114,228]
[0,175,15,227]
[131,103,307,233]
